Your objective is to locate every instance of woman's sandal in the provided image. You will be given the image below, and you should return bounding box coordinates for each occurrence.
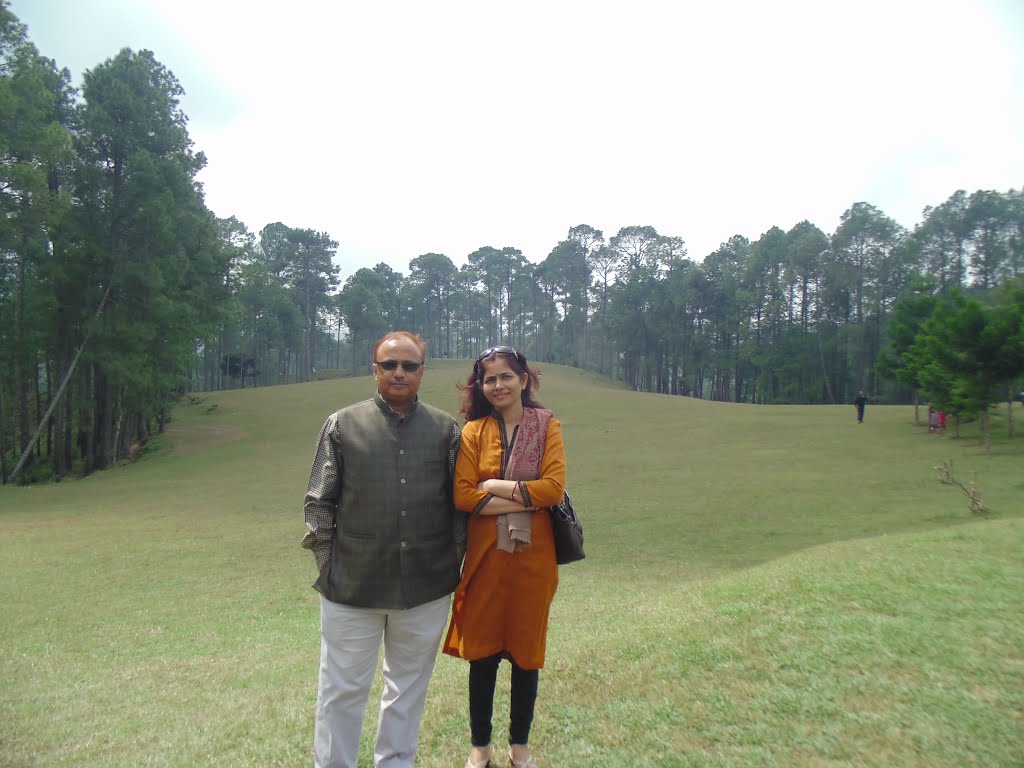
[508,746,539,768]
[464,745,494,768]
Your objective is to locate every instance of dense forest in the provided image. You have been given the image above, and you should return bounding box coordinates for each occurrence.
[2,1,1022,483]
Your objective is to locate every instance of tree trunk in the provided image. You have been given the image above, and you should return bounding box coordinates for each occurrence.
[33,355,42,459]
[0,378,8,484]
[51,356,66,477]
[112,386,124,464]
[118,409,135,461]
[62,369,73,476]
[44,359,53,459]
[218,331,225,391]
[97,368,114,470]
[336,314,343,371]
[14,234,32,477]
[305,278,313,382]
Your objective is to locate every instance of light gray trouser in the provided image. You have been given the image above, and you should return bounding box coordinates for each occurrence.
[313,594,450,768]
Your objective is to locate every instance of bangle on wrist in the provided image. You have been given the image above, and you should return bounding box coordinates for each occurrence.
[511,484,516,502]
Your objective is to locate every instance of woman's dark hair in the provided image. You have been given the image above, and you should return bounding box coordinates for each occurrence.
[459,346,544,421]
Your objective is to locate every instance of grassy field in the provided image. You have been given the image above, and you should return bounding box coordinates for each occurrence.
[2,359,1022,767]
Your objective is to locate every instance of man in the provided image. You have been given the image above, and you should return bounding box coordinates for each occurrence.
[302,331,462,768]
[854,390,868,423]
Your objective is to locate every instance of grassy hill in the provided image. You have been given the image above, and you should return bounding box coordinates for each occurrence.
[2,360,1022,767]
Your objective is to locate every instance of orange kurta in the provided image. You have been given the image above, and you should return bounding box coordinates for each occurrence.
[442,413,566,669]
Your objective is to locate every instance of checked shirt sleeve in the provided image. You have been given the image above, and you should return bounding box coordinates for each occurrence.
[449,421,466,561]
[448,421,461,478]
[301,413,342,571]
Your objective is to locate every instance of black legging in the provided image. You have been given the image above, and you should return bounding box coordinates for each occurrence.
[469,653,539,747]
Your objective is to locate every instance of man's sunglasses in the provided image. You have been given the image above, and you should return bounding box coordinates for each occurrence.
[375,360,422,373]
[477,345,518,362]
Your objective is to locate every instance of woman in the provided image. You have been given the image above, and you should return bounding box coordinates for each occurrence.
[443,346,566,768]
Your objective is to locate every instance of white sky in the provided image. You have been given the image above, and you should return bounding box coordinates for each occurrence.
[11,0,1024,278]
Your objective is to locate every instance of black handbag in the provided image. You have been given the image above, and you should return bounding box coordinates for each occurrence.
[550,492,585,565]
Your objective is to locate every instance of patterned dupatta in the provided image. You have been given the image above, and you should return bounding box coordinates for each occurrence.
[496,407,553,553]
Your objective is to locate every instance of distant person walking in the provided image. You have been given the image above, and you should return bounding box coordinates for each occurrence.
[302,331,462,768]
[854,390,868,423]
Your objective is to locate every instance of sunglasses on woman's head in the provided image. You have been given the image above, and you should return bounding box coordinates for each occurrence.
[375,360,422,373]
[477,345,518,362]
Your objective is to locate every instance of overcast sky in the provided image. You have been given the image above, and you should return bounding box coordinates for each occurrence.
[11,0,1024,278]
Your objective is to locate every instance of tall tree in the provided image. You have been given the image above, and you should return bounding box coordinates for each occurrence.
[1005,189,1024,281]
[588,243,617,373]
[537,239,590,365]
[746,227,787,401]
[701,236,752,401]
[567,224,604,366]
[466,246,525,343]
[338,267,390,375]
[966,190,1012,289]
[910,289,1024,451]
[73,47,221,470]
[610,225,660,276]
[915,191,970,293]
[0,7,76,479]
[608,226,661,385]
[408,252,457,357]
[875,276,938,421]
[831,202,904,396]
[282,228,338,382]
[784,220,828,331]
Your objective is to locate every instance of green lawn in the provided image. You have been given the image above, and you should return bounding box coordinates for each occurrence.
[2,360,1022,767]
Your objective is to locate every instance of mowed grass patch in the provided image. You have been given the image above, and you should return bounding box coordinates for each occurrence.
[2,361,1022,766]
[523,519,1023,767]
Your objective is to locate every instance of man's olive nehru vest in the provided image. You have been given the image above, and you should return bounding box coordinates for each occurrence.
[315,396,460,609]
